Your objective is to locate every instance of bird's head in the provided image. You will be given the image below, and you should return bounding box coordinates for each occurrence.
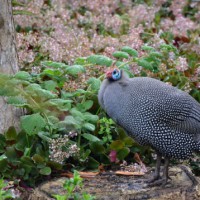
[106,68,122,81]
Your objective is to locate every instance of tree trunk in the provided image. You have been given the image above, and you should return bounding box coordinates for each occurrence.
[0,0,21,133]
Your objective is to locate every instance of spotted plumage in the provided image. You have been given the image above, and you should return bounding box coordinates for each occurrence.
[98,68,200,185]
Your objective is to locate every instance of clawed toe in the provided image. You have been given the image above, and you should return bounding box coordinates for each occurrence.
[148,177,168,187]
[145,175,160,184]
[144,155,171,188]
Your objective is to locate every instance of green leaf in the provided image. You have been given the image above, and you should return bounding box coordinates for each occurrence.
[83,113,99,123]
[26,83,41,90]
[0,154,7,161]
[24,148,31,157]
[87,55,113,67]
[7,96,27,107]
[90,142,105,154]
[121,46,138,57]
[15,131,29,152]
[66,65,85,76]
[41,61,68,68]
[48,99,71,111]
[14,168,26,177]
[21,113,46,135]
[53,195,66,200]
[82,123,96,131]
[5,126,17,141]
[65,116,82,129]
[43,80,58,91]
[66,89,87,97]
[48,116,60,124]
[87,77,101,91]
[82,133,100,142]
[137,59,154,71]
[74,57,88,65]
[113,51,129,59]
[0,135,6,153]
[149,52,163,58]
[117,147,130,160]
[32,154,45,164]
[39,166,51,175]
[15,132,28,151]
[47,161,62,170]
[115,61,130,70]
[0,158,8,172]
[83,100,93,110]
[110,140,124,150]
[123,137,134,147]
[77,100,93,112]
[26,84,57,99]
[13,10,34,16]
[87,157,100,169]
[5,146,18,162]
[37,131,51,142]
[65,115,77,125]
[20,156,34,166]
[12,0,25,7]
[116,127,127,139]
[79,149,91,162]
[99,154,110,165]
[141,45,155,52]
[14,71,31,80]
[41,68,63,76]
[160,44,178,55]
[70,108,84,118]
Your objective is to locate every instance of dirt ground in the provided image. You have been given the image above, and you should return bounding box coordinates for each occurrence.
[25,166,200,200]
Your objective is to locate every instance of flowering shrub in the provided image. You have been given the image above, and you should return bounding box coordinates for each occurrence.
[49,134,79,164]
[1,40,200,185]
[0,0,198,186]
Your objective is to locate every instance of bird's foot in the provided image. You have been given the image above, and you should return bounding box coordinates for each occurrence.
[148,177,168,188]
[145,173,171,188]
[146,174,160,184]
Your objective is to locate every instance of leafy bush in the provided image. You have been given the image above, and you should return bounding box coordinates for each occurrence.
[0,61,100,185]
[0,43,200,186]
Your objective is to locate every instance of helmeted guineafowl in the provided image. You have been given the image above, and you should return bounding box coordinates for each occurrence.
[98,68,200,186]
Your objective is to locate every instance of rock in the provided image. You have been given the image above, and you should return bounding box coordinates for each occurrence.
[28,166,200,200]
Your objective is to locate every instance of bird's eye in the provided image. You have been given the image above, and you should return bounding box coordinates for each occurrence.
[111,69,121,80]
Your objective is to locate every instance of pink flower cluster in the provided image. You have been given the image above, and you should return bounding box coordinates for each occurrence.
[13,0,200,74]
[175,57,188,72]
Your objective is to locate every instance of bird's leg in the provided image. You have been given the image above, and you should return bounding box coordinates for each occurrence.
[147,152,162,183]
[161,157,170,186]
[148,157,170,187]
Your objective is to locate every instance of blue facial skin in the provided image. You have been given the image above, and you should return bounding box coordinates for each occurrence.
[112,69,121,81]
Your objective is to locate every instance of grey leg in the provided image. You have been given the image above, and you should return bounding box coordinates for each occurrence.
[148,157,170,187]
[161,157,170,186]
[147,152,162,183]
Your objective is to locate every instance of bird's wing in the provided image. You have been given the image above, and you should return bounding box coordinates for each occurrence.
[153,90,200,134]
[127,77,200,134]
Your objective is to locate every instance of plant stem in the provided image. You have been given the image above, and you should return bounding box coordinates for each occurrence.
[42,112,53,134]
[78,130,81,147]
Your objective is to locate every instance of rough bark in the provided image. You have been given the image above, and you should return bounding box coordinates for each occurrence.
[0,0,21,133]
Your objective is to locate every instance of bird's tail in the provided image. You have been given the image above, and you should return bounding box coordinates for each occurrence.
[190,102,200,153]
[198,144,200,152]
[194,140,200,153]
[192,132,200,152]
